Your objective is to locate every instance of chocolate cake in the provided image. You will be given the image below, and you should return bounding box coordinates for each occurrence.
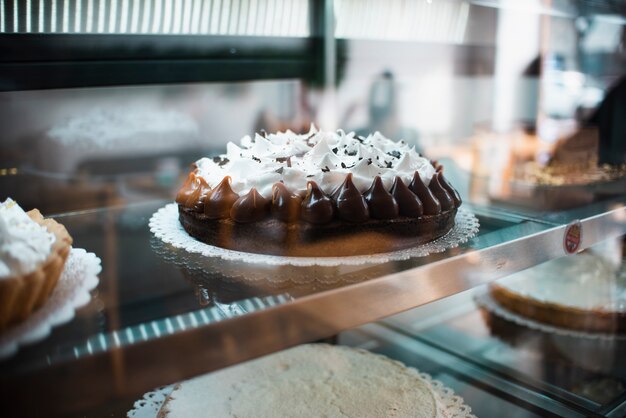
[176,127,462,256]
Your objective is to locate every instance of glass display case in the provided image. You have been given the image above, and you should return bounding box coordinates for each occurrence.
[0,0,625,416]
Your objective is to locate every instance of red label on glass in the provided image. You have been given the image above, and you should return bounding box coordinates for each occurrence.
[563,221,582,254]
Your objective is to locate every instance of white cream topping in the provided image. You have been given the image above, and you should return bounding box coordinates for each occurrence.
[498,253,626,312]
[0,199,55,278]
[194,125,436,197]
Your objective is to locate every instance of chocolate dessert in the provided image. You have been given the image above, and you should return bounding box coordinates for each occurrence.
[176,127,462,256]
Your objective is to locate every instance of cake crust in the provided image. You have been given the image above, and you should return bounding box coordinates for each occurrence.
[179,205,456,256]
[490,283,626,333]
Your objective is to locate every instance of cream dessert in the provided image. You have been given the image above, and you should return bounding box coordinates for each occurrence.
[490,252,626,333]
[0,199,56,277]
[176,126,462,256]
[0,199,72,330]
[158,344,443,418]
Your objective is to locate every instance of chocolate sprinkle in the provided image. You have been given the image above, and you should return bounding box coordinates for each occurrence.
[341,162,347,169]
[275,156,292,167]
[212,156,230,167]
[252,156,261,163]
[332,147,338,154]
[274,167,284,174]
[321,166,330,173]
[387,150,402,159]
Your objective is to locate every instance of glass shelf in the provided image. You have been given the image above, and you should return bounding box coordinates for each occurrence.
[1,193,625,417]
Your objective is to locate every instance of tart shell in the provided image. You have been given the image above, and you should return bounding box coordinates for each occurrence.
[0,209,73,331]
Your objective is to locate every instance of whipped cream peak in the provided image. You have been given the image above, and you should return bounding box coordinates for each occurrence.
[0,198,55,278]
[194,126,435,197]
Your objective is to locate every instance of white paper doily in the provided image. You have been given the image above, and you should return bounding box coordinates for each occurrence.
[149,203,479,267]
[0,248,102,359]
[476,291,626,341]
[127,371,475,418]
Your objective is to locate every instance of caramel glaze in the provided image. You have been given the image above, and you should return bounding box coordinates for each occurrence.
[204,176,240,219]
[332,173,369,223]
[175,172,211,212]
[271,182,302,222]
[231,188,269,223]
[364,176,399,219]
[408,172,442,215]
[175,172,196,204]
[301,181,334,224]
[390,176,423,217]
[438,172,462,207]
[428,174,454,211]
[177,167,463,224]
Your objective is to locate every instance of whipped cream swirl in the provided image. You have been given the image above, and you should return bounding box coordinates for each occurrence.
[0,199,56,278]
[194,125,436,197]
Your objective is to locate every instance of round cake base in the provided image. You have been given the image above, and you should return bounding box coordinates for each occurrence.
[158,344,441,418]
[178,206,457,257]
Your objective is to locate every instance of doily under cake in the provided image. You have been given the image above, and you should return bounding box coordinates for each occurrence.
[149,203,479,267]
[150,234,405,290]
[0,248,102,359]
[127,368,475,418]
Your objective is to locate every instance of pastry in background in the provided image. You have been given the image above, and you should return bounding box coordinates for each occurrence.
[489,251,626,333]
[471,124,626,211]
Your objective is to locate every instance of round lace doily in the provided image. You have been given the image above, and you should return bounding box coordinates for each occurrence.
[151,235,409,288]
[0,248,102,359]
[149,203,479,267]
[476,291,626,341]
[127,370,475,418]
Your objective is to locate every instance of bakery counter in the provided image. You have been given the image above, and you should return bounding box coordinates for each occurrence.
[0,199,625,417]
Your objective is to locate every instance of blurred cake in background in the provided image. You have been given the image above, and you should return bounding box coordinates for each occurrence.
[524,127,626,186]
[489,247,626,333]
[39,107,202,174]
[471,120,626,211]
